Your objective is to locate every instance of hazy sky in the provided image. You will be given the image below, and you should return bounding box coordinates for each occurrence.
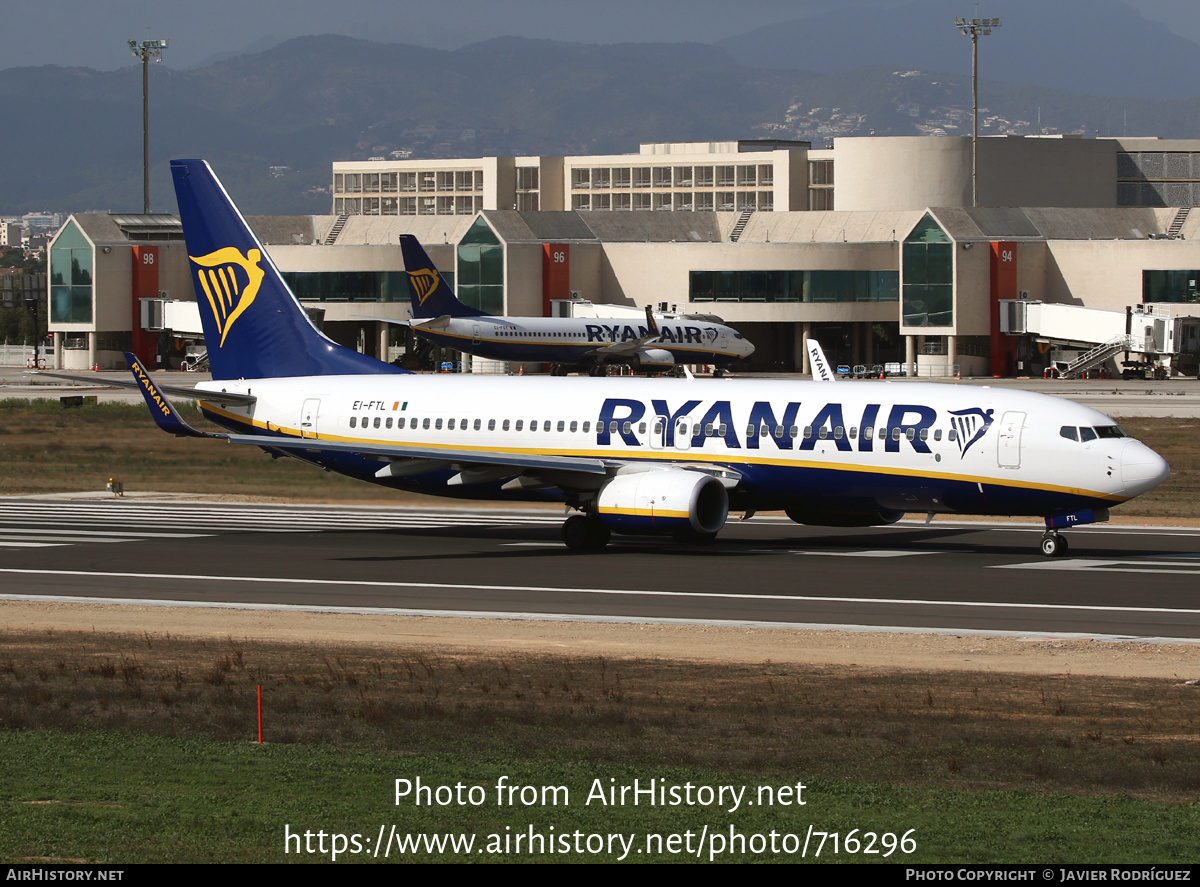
[6,0,1199,71]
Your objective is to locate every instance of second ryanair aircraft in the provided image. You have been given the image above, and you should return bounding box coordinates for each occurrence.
[397,234,755,375]
[120,159,1169,556]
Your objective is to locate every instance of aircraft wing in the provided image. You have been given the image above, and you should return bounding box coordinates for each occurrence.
[584,305,664,358]
[226,433,610,475]
[31,369,257,406]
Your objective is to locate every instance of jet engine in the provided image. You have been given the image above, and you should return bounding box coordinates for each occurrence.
[595,469,729,537]
[631,347,675,368]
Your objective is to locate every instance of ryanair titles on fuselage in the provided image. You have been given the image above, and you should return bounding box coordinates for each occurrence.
[594,397,992,457]
[346,394,996,460]
[584,324,715,344]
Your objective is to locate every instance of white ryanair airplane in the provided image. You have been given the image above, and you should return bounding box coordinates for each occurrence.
[397,234,755,376]
[77,160,1172,555]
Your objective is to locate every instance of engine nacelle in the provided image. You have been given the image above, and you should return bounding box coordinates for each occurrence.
[595,469,729,536]
[785,506,905,528]
[632,347,675,368]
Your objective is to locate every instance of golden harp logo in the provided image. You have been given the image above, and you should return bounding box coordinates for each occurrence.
[407,268,440,307]
[190,247,266,346]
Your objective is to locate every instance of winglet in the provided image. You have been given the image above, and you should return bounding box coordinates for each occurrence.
[643,305,661,338]
[806,339,836,382]
[125,352,221,439]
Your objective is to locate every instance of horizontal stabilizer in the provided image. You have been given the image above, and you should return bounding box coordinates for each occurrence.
[33,370,257,406]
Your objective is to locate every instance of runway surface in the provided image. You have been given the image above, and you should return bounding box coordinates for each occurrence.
[1,498,1198,643]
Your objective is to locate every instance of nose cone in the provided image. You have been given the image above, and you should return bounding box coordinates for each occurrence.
[1121,440,1170,498]
[740,337,756,357]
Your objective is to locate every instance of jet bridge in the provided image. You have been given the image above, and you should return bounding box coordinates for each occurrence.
[999,300,1195,378]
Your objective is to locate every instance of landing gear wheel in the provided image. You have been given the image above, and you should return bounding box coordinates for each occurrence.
[563,515,610,551]
[1040,532,1068,558]
[588,366,606,377]
[713,368,725,378]
[550,364,568,377]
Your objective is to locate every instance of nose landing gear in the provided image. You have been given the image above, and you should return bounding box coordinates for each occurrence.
[1040,531,1069,558]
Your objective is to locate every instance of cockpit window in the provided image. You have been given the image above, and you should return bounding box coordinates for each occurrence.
[1094,425,1127,439]
[1079,427,1097,443]
[1060,426,1078,442]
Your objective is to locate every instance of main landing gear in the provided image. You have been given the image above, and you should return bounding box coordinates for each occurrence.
[1039,530,1069,558]
[563,514,610,551]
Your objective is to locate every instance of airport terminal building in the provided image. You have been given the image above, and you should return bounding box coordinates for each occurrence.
[47,136,1200,375]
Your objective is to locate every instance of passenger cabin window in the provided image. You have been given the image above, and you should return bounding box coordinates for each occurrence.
[448,419,456,430]
[398,418,406,429]
[349,417,357,428]
[374,417,381,429]
[474,419,482,431]
[515,420,523,431]
[947,429,956,442]
[933,428,941,441]
[435,418,443,430]
[386,417,393,429]
[557,421,565,432]
[583,421,591,433]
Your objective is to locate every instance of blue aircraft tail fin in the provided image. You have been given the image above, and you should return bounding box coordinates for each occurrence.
[171,159,405,380]
[398,234,487,319]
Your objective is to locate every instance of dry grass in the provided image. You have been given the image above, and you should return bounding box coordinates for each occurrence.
[2,626,1198,803]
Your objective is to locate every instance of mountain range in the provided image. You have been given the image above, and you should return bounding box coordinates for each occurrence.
[5,0,1200,216]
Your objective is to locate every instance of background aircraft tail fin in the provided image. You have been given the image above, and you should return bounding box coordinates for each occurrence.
[171,159,405,380]
[806,338,837,382]
[398,234,487,319]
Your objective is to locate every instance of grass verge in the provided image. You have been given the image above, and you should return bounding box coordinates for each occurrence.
[0,628,1197,863]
